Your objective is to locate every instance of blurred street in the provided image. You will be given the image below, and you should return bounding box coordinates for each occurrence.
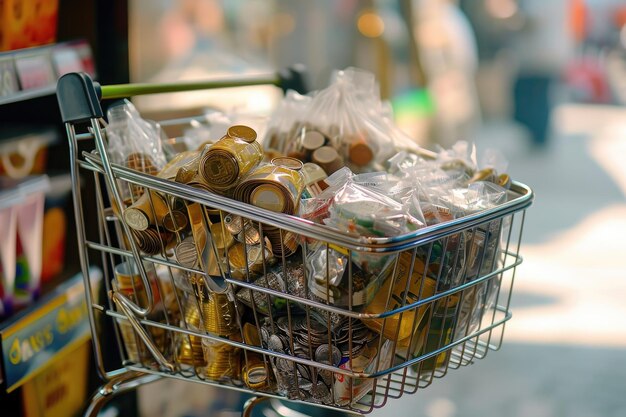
[374,106,626,417]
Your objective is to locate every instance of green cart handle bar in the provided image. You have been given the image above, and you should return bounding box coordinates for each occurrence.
[56,65,307,123]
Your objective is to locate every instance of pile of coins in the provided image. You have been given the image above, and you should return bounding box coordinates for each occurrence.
[176,300,207,367]
[258,315,378,405]
[235,257,307,315]
[203,338,242,381]
[198,125,263,194]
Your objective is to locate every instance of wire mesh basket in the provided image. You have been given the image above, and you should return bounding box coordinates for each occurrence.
[57,71,533,415]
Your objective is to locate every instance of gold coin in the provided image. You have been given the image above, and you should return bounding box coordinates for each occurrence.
[163,210,188,232]
[228,243,247,271]
[201,150,239,187]
[228,125,257,143]
[175,237,198,268]
[210,223,235,251]
[250,185,285,212]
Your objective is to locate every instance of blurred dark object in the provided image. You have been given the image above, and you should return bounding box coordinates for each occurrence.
[513,74,552,146]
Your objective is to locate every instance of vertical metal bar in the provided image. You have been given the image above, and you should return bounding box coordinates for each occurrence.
[67,122,113,381]
[90,118,155,316]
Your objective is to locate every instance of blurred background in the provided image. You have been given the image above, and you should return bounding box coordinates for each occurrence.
[1,0,625,416]
[126,1,626,416]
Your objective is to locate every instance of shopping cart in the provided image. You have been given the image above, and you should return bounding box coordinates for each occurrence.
[56,70,533,417]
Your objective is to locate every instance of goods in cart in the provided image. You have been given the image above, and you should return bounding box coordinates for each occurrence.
[56,68,532,415]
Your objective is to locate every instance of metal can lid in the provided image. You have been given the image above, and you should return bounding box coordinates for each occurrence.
[227,125,257,143]
[312,146,339,165]
[270,156,304,171]
[302,131,325,151]
[349,141,374,166]
[250,184,285,212]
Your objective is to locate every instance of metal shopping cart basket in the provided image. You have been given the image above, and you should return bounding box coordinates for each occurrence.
[56,70,533,417]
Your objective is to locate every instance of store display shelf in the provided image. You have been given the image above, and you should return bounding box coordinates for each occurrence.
[0,267,101,393]
[0,40,95,107]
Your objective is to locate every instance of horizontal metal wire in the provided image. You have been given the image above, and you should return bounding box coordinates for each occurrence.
[79,151,533,253]
[102,303,510,380]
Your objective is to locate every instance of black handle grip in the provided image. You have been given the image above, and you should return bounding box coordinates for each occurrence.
[56,72,103,123]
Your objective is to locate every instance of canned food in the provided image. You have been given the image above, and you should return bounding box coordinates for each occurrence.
[198,125,263,191]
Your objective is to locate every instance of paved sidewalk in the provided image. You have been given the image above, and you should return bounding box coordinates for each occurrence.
[374,108,626,417]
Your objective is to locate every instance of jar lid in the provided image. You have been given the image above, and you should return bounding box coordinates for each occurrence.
[227,125,257,143]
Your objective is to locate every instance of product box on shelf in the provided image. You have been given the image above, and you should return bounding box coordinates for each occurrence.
[0,175,49,316]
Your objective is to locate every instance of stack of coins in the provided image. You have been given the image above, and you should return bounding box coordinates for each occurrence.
[312,146,343,175]
[176,300,207,367]
[259,315,357,404]
[203,337,242,381]
[235,258,307,315]
[124,190,170,231]
[241,323,274,390]
[198,125,263,193]
[233,157,305,216]
[131,228,173,255]
[200,289,240,337]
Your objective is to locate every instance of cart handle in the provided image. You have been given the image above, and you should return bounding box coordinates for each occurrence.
[56,66,307,123]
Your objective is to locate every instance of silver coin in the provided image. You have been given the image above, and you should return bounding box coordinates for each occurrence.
[276,317,290,333]
[260,327,270,346]
[315,344,342,366]
[275,358,293,372]
[310,381,331,402]
[319,369,334,387]
[297,377,313,391]
[296,363,311,380]
[268,334,284,351]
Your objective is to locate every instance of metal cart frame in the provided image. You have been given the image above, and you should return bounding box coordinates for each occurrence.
[56,70,533,417]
